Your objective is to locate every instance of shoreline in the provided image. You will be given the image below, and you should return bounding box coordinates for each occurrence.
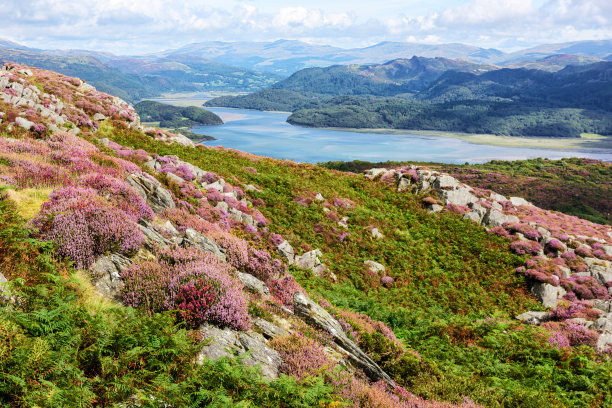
[306,125,612,151]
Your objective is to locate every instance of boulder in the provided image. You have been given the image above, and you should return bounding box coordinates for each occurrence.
[516,311,551,325]
[295,249,323,270]
[530,282,566,308]
[596,333,612,353]
[182,228,226,261]
[126,173,175,213]
[397,176,411,192]
[482,209,519,228]
[370,227,384,240]
[315,193,325,201]
[253,317,288,339]
[15,116,34,130]
[198,324,282,380]
[364,168,388,180]
[276,240,295,265]
[138,220,173,250]
[364,260,385,274]
[237,272,270,296]
[89,254,131,299]
[509,196,531,207]
[293,292,393,385]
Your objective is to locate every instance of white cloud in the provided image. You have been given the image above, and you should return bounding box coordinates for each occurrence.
[0,0,610,53]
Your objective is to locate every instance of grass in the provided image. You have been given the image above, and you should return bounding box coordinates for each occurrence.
[5,187,52,219]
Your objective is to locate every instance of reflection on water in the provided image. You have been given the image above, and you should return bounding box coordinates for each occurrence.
[192,108,612,164]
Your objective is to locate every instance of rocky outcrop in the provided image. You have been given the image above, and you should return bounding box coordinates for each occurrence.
[89,254,132,299]
[293,292,393,385]
[275,240,295,264]
[197,324,282,380]
[127,173,175,213]
[182,228,226,262]
[237,272,270,296]
[294,249,326,276]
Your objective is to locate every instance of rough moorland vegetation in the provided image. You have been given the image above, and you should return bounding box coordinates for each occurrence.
[1,64,611,408]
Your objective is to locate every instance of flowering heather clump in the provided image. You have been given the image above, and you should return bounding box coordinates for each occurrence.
[574,246,593,258]
[294,195,312,207]
[332,197,354,209]
[545,238,565,254]
[31,187,144,268]
[489,226,512,239]
[209,230,249,269]
[205,188,224,203]
[81,173,153,221]
[510,240,542,256]
[201,172,219,184]
[269,333,333,381]
[504,223,541,240]
[550,300,600,320]
[243,166,257,174]
[381,276,395,287]
[543,320,599,349]
[244,248,286,282]
[422,196,439,206]
[561,275,610,300]
[170,258,251,330]
[446,203,470,214]
[122,247,251,330]
[269,274,302,307]
[269,233,284,247]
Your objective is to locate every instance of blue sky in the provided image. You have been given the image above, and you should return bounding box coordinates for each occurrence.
[1,0,611,54]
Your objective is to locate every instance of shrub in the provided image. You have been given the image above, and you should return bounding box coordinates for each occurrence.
[269,333,333,381]
[30,187,144,268]
[510,240,542,256]
[543,320,599,349]
[121,248,251,330]
[269,275,302,307]
[244,247,286,282]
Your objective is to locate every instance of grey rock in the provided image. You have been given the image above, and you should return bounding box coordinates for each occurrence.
[127,173,175,213]
[370,227,384,240]
[253,317,288,339]
[593,300,612,313]
[364,260,385,274]
[596,333,612,353]
[295,249,325,274]
[293,292,393,384]
[198,324,282,379]
[482,209,519,228]
[364,168,388,180]
[516,311,551,325]
[183,228,226,261]
[397,176,411,192]
[17,69,33,76]
[15,116,34,130]
[276,240,295,265]
[215,201,229,212]
[93,113,106,121]
[463,211,482,223]
[315,193,325,201]
[592,317,612,333]
[165,172,185,185]
[530,282,566,308]
[429,204,444,213]
[89,254,131,299]
[509,196,531,207]
[237,272,270,296]
[138,220,173,250]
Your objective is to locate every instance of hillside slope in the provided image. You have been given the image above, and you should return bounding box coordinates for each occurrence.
[1,64,611,407]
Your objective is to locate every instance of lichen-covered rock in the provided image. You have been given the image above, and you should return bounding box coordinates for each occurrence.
[182,228,226,261]
[237,272,270,296]
[482,209,519,227]
[530,282,566,308]
[364,260,385,274]
[293,292,393,385]
[276,240,295,265]
[295,249,325,274]
[89,253,132,299]
[138,220,173,250]
[516,311,551,325]
[126,173,175,213]
[253,317,288,339]
[197,324,282,379]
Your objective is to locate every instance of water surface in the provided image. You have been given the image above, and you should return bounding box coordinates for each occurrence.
[193,108,612,164]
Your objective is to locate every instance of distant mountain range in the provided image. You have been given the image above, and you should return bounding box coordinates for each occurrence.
[159,39,612,75]
[0,38,610,102]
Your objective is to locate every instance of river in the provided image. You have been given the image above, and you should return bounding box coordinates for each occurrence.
[192,108,612,164]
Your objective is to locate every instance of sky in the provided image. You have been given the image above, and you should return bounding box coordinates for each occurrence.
[1,0,611,54]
